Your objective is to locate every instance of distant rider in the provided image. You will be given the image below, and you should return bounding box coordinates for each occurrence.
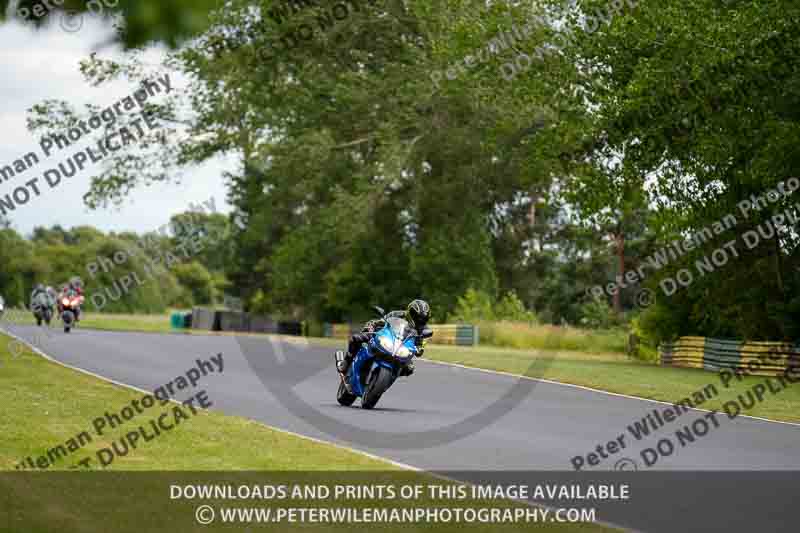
[31,283,53,310]
[30,284,47,306]
[58,278,84,321]
[337,299,431,379]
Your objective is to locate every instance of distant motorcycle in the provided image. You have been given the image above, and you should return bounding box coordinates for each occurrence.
[31,291,54,327]
[336,306,433,409]
[58,292,84,333]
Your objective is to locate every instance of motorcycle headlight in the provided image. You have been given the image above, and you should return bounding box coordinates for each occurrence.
[379,335,393,352]
[396,345,411,359]
[62,298,70,306]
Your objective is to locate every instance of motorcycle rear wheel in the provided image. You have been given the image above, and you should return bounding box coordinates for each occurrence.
[336,380,357,406]
[361,366,393,409]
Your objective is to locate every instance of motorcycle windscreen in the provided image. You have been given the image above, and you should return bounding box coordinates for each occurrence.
[385,317,411,340]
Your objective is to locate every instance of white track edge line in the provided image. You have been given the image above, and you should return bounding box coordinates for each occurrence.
[420,357,800,428]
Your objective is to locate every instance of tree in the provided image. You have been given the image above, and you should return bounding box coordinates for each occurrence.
[554,0,800,338]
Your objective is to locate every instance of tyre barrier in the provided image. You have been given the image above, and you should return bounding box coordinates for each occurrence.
[218,310,250,332]
[191,308,220,331]
[189,308,303,336]
[278,321,304,336]
[249,314,278,334]
[323,323,479,346]
[170,312,185,330]
[659,336,800,377]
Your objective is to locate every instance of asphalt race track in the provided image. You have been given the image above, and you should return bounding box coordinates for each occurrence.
[4,325,800,532]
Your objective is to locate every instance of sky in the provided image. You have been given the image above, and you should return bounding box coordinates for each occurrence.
[0,12,235,237]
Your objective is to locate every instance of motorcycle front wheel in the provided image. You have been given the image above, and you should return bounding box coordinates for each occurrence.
[361,366,394,410]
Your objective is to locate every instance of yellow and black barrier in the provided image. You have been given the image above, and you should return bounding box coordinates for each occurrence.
[323,323,479,346]
[659,336,800,376]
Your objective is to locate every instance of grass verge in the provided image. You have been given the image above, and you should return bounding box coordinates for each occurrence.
[0,333,391,471]
[475,321,627,354]
[79,311,176,333]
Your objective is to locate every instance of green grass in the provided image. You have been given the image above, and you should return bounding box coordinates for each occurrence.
[0,333,391,471]
[79,311,176,333]
[475,321,628,354]
[0,334,610,533]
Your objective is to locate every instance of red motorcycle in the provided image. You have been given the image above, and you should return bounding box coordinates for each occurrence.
[58,291,84,333]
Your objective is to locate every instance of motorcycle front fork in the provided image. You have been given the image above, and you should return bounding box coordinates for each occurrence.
[335,350,351,375]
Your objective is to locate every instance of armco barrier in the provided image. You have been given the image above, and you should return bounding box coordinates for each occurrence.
[659,336,800,377]
[323,323,479,346]
[431,324,479,346]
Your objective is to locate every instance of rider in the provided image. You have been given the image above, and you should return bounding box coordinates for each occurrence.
[337,299,431,379]
[58,277,84,321]
[30,284,47,305]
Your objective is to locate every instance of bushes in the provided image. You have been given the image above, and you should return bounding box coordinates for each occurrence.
[578,296,620,329]
[450,288,537,323]
[173,261,215,305]
[446,288,626,353]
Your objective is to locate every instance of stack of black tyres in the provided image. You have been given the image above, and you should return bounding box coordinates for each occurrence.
[190,308,303,337]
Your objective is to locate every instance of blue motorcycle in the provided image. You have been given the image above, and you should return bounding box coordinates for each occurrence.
[336,307,433,409]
